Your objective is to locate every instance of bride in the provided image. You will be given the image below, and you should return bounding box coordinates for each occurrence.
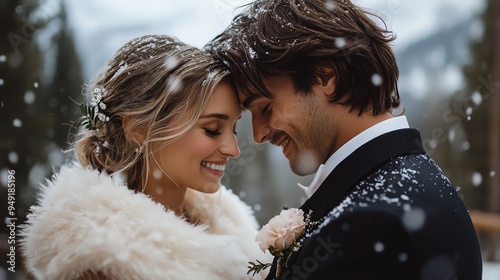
[20,34,270,280]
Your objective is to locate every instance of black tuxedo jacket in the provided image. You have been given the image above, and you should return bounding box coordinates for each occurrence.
[266,129,482,280]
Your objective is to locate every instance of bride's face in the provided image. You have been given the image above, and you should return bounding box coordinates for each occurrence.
[150,80,241,193]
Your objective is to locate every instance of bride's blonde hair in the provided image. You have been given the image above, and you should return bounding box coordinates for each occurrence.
[72,35,229,191]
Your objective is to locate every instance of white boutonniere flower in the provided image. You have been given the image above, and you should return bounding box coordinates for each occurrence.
[248,208,309,276]
[256,208,306,253]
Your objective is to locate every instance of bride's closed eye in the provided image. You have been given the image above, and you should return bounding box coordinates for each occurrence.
[204,128,221,136]
[204,128,238,136]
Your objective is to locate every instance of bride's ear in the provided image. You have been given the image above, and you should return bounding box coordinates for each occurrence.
[122,116,144,144]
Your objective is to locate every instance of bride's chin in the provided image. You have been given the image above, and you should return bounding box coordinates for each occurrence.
[197,181,220,193]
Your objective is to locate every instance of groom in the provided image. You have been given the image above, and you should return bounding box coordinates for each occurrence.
[207,0,482,279]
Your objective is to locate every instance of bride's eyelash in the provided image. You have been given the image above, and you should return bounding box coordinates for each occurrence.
[204,128,221,136]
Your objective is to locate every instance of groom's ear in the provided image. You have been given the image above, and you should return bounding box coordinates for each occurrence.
[317,67,336,96]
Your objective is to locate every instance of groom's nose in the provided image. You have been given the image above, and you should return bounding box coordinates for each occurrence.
[252,114,271,144]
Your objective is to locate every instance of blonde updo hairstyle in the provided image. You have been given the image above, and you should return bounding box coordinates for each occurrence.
[73,35,230,192]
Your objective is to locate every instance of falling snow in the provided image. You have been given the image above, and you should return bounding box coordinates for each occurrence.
[13,119,22,127]
[164,56,179,71]
[399,253,408,262]
[253,204,261,211]
[428,139,438,149]
[335,38,346,48]
[24,91,36,104]
[153,169,163,180]
[471,172,482,186]
[465,107,473,115]
[448,129,455,142]
[371,73,383,86]
[471,91,482,105]
[374,241,385,253]
[8,152,19,164]
[402,207,426,231]
[462,141,470,151]
[167,76,183,93]
[0,169,9,187]
[155,187,164,195]
[0,55,6,62]
[325,1,336,11]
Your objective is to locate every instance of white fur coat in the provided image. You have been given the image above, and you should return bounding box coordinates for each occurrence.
[20,165,271,280]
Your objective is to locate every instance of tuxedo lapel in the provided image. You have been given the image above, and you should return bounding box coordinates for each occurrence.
[300,129,425,223]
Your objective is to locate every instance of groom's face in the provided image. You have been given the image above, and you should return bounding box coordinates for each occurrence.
[240,75,336,176]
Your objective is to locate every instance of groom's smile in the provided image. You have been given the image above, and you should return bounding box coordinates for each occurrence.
[278,135,291,152]
[270,131,291,152]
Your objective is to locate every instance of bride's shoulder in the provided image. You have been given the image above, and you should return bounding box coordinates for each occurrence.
[30,163,131,209]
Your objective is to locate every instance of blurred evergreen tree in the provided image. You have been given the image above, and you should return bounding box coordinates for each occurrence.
[458,0,498,212]
[0,0,83,274]
[42,0,83,163]
[451,0,500,261]
[0,0,47,274]
[487,0,500,216]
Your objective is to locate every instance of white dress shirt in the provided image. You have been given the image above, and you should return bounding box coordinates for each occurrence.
[298,116,410,197]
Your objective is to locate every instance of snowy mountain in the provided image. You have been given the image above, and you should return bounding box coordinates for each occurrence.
[395,14,482,131]
[398,15,482,102]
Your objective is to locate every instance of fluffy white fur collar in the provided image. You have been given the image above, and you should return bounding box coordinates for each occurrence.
[20,165,271,280]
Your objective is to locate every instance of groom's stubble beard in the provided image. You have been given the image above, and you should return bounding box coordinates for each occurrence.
[289,95,334,176]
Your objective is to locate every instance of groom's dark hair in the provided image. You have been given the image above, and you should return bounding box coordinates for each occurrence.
[206,0,400,115]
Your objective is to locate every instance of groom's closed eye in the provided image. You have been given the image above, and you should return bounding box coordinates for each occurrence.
[242,95,259,109]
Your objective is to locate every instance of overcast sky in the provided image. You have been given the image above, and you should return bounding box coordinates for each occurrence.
[61,0,485,80]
